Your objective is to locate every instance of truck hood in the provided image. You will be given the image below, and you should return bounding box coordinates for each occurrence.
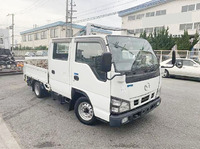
[111,75,160,106]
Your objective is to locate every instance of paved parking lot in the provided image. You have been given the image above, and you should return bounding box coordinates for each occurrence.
[0,75,200,149]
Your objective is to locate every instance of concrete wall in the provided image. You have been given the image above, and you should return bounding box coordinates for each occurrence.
[121,0,200,36]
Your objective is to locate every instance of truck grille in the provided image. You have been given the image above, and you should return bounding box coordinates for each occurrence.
[141,95,150,103]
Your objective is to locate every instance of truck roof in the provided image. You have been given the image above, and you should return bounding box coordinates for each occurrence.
[52,35,142,42]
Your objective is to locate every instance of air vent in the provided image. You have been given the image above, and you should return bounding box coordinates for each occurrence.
[134,100,139,106]
[141,95,149,103]
[151,93,155,98]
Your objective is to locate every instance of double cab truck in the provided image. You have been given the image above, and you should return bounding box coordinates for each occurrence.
[23,35,164,127]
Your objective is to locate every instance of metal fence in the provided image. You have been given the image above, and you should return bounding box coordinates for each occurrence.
[154,50,200,62]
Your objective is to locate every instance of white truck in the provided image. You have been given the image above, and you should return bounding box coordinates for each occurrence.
[23,35,171,127]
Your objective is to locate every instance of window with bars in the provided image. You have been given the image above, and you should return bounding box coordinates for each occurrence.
[146,12,155,17]
[156,10,166,16]
[182,4,195,12]
[128,15,136,21]
[179,23,193,30]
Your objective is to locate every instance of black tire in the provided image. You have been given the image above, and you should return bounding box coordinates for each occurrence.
[33,81,46,98]
[163,69,169,78]
[74,97,96,125]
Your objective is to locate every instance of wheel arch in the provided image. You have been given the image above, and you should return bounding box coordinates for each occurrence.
[69,88,90,111]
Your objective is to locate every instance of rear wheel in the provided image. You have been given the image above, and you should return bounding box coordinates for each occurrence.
[75,97,96,125]
[34,81,46,98]
[163,69,169,78]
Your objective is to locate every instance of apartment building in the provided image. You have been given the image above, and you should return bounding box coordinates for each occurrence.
[20,21,111,48]
[118,0,200,37]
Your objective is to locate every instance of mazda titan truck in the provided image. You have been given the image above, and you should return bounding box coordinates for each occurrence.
[23,35,164,127]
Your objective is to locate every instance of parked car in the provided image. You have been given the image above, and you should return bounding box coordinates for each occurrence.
[161,58,200,79]
[35,51,48,57]
[25,52,35,57]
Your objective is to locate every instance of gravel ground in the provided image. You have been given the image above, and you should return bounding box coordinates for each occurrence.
[0,75,200,149]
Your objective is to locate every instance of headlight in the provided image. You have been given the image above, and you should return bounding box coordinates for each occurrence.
[111,97,130,114]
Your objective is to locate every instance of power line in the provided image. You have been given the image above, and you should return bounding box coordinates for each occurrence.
[76,0,137,17]
[74,12,118,23]
[15,0,43,14]
[76,0,124,15]
[15,0,49,15]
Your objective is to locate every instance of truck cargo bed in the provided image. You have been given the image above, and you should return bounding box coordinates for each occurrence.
[24,57,48,84]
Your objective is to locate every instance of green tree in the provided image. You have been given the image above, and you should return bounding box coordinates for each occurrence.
[140,27,175,50]
[176,31,191,50]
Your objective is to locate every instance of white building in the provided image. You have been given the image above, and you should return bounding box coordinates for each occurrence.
[20,21,111,48]
[118,0,200,37]
[0,29,10,49]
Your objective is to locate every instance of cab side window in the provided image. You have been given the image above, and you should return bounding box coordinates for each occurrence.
[183,60,194,66]
[76,42,106,81]
[53,43,69,61]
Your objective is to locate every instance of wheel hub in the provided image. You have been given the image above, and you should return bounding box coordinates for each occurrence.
[78,102,93,121]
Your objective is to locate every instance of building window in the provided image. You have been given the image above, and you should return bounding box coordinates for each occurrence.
[182,6,188,12]
[156,10,166,16]
[188,4,195,11]
[194,22,200,29]
[145,28,153,33]
[154,26,164,32]
[28,34,32,41]
[182,4,195,12]
[50,28,58,38]
[128,15,135,21]
[136,14,144,20]
[146,12,155,17]
[179,23,193,30]
[53,42,69,60]
[135,29,144,34]
[41,31,47,39]
[197,3,200,10]
[34,33,40,40]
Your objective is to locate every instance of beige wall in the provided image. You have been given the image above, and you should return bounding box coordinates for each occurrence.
[21,26,86,48]
[121,0,200,36]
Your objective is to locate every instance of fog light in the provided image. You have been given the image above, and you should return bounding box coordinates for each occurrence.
[156,102,160,106]
[122,117,129,124]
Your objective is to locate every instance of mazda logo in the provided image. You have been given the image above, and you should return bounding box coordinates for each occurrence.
[144,83,150,91]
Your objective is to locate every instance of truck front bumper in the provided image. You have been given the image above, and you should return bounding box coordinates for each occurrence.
[109,97,161,127]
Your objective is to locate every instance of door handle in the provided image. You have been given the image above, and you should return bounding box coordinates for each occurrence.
[74,75,79,81]
[51,70,55,74]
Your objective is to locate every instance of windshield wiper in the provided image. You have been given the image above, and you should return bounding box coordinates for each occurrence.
[112,42,135,56]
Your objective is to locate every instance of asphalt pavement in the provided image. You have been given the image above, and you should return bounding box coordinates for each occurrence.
[0,75,200,149]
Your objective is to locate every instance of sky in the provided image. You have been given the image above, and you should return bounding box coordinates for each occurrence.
[0,0,149,43]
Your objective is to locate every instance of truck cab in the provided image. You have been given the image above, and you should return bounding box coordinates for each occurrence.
[24,35,161,127]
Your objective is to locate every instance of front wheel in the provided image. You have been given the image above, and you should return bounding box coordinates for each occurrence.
[75,97,96,125]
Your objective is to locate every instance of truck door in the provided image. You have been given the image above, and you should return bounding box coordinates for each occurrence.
[70,37,110,121]
[49,39,71,98]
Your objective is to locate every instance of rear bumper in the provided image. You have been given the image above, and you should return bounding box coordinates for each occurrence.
[109,97,161,127]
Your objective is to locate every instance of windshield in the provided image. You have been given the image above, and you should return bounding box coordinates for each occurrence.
[107,36,158,73]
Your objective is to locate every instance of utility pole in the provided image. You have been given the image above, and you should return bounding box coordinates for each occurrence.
[70,0,73,37]
[7,14,14,51]
[66,0,69,37]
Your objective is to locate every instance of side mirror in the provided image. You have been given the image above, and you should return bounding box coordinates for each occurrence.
[176,61,183,68]
[172,51,176,65]
[101,52,112,73]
